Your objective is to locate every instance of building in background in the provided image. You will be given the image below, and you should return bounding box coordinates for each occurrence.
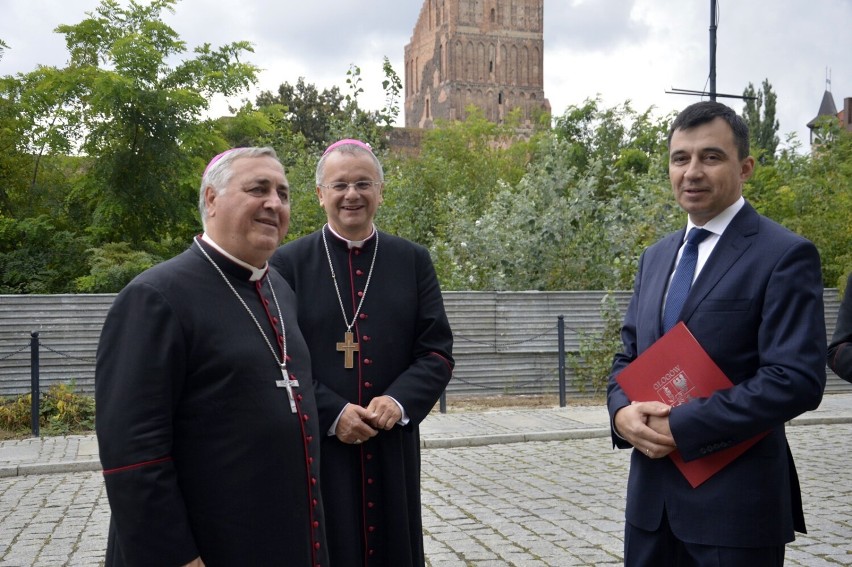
[404,0,550,130]
[807,85,852,145]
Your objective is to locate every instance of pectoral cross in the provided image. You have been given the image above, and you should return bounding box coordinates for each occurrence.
[336,331,360,369]
[275,364,299,413]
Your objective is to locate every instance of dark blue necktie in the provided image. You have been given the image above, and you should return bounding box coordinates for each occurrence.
[663,228,711,332]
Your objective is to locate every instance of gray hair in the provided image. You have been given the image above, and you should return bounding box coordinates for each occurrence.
[315,143,384,185]
[198,147,280,226]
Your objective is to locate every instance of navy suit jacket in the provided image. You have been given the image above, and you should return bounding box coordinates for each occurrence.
[607,201,826,547]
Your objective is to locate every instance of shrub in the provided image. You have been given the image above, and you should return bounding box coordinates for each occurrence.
[0,381,95,436]
[567,294,623,395]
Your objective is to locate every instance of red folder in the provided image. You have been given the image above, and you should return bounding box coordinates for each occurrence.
[616,322,767,488]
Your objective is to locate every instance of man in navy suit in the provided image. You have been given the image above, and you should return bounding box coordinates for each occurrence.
[607,101,826,566]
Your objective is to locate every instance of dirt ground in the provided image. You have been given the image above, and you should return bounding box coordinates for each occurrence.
[435,393,605,412]
[0,395,607,440]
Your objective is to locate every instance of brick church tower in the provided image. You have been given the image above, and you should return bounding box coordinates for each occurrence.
[404,0,550,129]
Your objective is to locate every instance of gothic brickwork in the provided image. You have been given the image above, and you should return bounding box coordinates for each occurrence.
[404,0,550,129]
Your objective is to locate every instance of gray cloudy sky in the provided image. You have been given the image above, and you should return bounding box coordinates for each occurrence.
[1,0,850,149]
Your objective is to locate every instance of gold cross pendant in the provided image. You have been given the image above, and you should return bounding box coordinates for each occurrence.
[336,331,360,369]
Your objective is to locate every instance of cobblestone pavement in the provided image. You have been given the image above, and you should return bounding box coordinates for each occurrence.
[1,424,850,566]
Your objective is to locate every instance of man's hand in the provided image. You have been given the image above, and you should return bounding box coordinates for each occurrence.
[334,404,378,444]
[364,396,403,430]
[614,401,677,458]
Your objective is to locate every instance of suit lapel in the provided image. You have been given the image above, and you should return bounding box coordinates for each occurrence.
[679,202,759,325]
[648,229,686,339]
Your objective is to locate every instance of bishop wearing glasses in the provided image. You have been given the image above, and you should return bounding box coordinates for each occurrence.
[271,139,454,567]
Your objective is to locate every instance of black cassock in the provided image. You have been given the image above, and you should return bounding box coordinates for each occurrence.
[96,237,327,567]
[271,228,454,567]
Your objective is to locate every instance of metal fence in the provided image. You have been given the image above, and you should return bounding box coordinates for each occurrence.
[2,291,850,403]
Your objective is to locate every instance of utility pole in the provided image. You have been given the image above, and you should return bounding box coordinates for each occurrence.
[709,0,717,100]
[667,0,753,102]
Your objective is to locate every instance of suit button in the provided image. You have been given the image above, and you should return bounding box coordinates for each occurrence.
[364,358,372,365]
[359,313,368,319]
[364,382,372,388]
[356,269,364,276]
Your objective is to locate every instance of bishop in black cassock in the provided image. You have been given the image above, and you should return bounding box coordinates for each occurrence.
[96,148,327,566]
[270,139,454,567]
[272,228,453,567]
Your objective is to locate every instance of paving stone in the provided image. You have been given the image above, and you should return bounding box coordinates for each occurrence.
[0,416,850,565]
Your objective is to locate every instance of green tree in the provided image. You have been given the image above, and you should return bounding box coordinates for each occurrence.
[742,79,780,163]
[0,215,89,293]
[553,97,671,198]
[256,77,347,150]
[380,106,535,253]
[746,121,852,288]
[53,0,259,246]
[74,242,162,292]
[390,99,677,292]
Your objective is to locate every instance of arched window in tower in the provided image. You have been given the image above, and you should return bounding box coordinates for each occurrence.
[455,40,464,81]
[438,44,443,79]
[510,45,518,84]
[477,42,485,81]
[465,41,474,81]
[500,45,507,83]
[521,45,529,85]
[490,7,495,22]
[532,46,541,86]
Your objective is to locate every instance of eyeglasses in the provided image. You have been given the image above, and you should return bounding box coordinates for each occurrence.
[319,180,381,192]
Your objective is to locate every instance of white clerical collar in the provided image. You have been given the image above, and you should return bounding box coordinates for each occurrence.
[325,224,377,249]
[200,233,268,281]
[685,196,744,239]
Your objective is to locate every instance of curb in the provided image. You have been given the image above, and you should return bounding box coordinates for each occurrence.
[3,417,851,477]
[0,459,102,478]
[422,427,610,449]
